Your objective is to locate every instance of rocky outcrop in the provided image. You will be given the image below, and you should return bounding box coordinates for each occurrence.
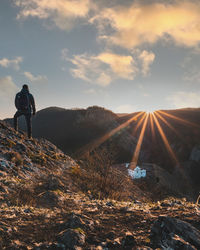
[58,228,86,249]
[0,121,78,208]
[150,216,200,249]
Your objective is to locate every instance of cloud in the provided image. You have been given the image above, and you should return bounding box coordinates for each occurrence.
[0,57,23,70]
[62,49,154,86]
[92,1,200,49]
[138,50,155,76]
[167,91,200,108]
[0,76,19,98]
[14,0,93,30]
[97,52,137,79]
[23,71,48,83]
[64,51,138,86]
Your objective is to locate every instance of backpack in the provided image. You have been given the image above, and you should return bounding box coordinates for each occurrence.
[17,93,29,111]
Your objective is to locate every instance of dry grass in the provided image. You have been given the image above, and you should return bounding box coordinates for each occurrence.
[70,148,133,200]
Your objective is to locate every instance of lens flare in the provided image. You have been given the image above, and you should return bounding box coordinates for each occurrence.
[132,112,147,136]
[131,113,149,166]
[77,111,144,156]
[152,113,178,164]
[154,111,183,140]
[158,110,200,128]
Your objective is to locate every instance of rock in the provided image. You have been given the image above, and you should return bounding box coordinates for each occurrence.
[190,146,200,162]
[122,235,136,249]
[106,231,115,240]
[106,201,114,207]
[150,216,200,249]
[160,200,172,207]
[66,213,94,230]
[24,208,32,213]
[38,191,58,208]
[59,228,85,249]
[15,142,27,152]
[0,185,6,193]
[46,176,62,191]
[67,213,85,229]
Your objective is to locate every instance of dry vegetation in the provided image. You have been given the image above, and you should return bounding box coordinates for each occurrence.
[70,148,134,201]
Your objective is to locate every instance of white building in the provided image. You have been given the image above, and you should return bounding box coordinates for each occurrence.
[128,166,146,179]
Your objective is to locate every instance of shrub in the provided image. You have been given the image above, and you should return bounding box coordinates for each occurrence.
[71,148,132,200]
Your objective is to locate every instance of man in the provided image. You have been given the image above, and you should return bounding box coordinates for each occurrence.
[14,84,36,138]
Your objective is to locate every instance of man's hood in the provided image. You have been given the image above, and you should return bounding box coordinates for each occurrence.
[20,88,29,94]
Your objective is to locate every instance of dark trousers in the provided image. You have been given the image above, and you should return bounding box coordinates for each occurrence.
[14,111,32,138]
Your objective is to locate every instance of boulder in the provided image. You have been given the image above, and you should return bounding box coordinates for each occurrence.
[122,235,136,249]
[67,213,85,229]
[59,228,85,249]
[150,216,200,249]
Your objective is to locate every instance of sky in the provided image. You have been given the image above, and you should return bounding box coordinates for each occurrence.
[1,0,200,119]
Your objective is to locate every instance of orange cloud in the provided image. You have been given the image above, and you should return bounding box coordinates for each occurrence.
[65,52,137,86]
[14,0,92,30]
[97,52,137,79]
[62,49,154,86]
[93,1,200,48]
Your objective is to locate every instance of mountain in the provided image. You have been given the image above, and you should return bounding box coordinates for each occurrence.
[5,106,141,163]
[0,120,200,249]
[5,106,200,165]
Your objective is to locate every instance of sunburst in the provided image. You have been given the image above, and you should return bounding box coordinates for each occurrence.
[77,108,199,171]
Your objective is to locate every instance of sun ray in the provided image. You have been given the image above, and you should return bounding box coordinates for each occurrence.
[149,113,156,139]
[77,111,144,156]
[131,113,149,167]
[131,112,147,136]
[158,110,200,128]
[152,113,179,164]
[154,111,183,140]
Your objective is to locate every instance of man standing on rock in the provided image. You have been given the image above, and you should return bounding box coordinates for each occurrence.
[14,84,36,139]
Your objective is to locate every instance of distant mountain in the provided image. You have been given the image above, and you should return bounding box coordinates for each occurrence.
[5,106,141,163]
[5,106,200,193]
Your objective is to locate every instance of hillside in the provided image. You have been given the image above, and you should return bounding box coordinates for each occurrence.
[0,121,200,249]
[5,106,140,163]
[5,106,200,199]
[5,106,200,174]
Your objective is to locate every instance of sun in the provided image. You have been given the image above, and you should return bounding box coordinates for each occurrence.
[144,107,157,114]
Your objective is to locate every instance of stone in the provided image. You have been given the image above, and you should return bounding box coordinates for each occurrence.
[38,191,58,208]
[150,216,200,249]
[67,213,94,230]
[24,208,32,213]
[67,213,85,229]
[106,201,114,207]
[59,228,85,249]
[15,142,27,152]
[106,231,115,240]
[122,235,136,249]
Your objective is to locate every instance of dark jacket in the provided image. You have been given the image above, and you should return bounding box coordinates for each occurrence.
[15,89,36,114]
